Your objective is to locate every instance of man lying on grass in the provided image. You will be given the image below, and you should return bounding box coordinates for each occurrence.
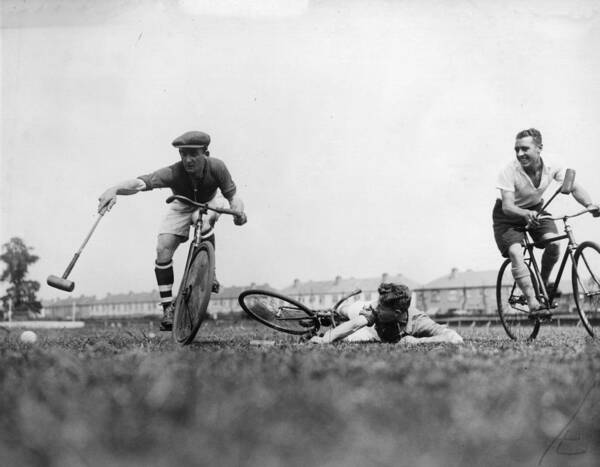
[309,283,463,345]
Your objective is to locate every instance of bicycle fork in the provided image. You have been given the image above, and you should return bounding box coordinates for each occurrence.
[178,213,205,306]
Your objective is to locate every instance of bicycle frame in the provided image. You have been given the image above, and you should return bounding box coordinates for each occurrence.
[319,289,362,327]
[522,212,584,309]
[175,209,203,291]
[167,194,241,279]
[274,289,361,327]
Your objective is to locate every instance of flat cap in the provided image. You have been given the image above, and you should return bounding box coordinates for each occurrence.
[172,131,211,148]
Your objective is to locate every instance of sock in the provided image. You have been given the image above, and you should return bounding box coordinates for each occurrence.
[155,260,174,312]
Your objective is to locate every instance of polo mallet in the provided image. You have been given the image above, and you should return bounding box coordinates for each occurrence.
[47,210,106,292]
[540,168,576,212]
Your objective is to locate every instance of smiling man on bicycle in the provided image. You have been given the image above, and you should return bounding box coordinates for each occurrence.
[493,128,599,316]
[97,130,247,331]
[309,283,463,344]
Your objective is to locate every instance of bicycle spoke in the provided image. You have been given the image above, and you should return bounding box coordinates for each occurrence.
[173,243,215,345]
[496,259,540,340]
[239,290,316,335]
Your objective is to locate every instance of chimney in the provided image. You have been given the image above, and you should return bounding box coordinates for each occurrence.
[293,278,300,288]
[450,267,458,279]
[381,272,389,283]
[334,275,341,285]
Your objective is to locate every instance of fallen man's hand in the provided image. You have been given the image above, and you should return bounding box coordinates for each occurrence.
[401,335,419,345]
[308,335,325,344]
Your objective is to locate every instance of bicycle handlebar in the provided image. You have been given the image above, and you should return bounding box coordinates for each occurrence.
[166,195,243,217]
[332,288,362,311]
[537,206,599,222]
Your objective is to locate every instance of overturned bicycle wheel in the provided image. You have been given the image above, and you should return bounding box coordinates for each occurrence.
[238,289,318,335]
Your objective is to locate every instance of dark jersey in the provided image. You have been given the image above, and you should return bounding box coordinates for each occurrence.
[137,158,236,202]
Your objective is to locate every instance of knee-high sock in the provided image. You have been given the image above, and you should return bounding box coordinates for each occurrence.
[512,264,538,305]
[155,260,174,311]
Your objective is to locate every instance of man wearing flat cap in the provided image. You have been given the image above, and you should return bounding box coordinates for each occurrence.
[98,130,247,330]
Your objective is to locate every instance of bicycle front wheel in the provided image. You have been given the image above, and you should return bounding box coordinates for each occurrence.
[238,289,317,335]
[496,259,541,340]
[572,241,600,338]
[173,241,215,345]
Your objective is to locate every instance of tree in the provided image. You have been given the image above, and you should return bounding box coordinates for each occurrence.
[0,237,42,316]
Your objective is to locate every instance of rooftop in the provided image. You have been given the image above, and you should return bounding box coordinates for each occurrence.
[280,273,421,295]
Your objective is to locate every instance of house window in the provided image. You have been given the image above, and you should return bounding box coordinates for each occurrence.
[447,290,459,302]
[431,290,440,303]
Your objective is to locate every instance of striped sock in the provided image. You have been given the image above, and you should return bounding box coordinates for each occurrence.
[155,260,174,311]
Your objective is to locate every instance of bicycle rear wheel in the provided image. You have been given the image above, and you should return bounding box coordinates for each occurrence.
[572,241,600,338]
[173,241,215,345]
[496,259,541,340]
[238,289,317,335]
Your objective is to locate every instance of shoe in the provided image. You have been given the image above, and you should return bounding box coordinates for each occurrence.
[212,277,220,294]
[159,303,174,331]
[528,308,552,320]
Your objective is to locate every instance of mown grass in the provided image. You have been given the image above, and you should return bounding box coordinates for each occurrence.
[0,321,599,467]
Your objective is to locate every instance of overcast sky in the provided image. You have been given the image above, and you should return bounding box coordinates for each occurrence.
[2,0,600,300]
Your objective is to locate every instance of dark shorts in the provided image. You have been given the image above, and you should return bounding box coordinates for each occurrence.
[492,199,558,257]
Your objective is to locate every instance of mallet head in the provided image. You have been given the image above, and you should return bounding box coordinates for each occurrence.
[47,275,75,292]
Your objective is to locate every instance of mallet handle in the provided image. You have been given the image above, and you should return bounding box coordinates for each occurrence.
[62,253,81,279]
[61,212,104,279]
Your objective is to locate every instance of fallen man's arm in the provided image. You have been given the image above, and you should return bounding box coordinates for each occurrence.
[402,329,464,345]
[309,315,369,344]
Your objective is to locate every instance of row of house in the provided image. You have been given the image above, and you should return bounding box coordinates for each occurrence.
[39,268,577,321]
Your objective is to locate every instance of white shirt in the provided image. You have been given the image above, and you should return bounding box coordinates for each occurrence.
[496,155,565,208]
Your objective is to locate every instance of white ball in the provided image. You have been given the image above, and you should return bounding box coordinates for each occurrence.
[147,332,156,339]
[20,330,38,344]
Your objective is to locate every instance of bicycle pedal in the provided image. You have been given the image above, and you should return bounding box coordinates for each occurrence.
[529,310,552,321]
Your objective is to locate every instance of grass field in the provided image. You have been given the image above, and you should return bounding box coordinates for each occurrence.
[1,321,599,467]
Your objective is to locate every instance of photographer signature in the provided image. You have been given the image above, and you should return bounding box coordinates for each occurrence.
[538,377,599,465]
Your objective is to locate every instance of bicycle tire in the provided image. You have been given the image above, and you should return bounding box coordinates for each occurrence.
[238,289,317,335]
[572,241,600,338]
[496,258,541,340]
[173,241,215,345]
